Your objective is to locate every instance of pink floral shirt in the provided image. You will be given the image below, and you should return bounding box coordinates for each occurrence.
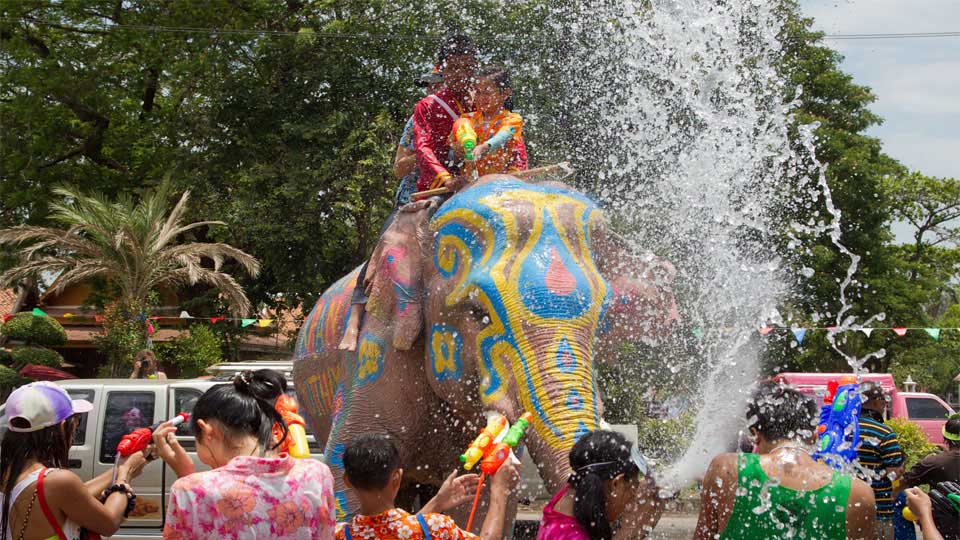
[163,455,336,540]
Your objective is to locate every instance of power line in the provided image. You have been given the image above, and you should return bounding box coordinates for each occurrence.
[3,18,959,42]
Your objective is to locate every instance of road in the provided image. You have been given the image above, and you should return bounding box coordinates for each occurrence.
[650,514,698,540]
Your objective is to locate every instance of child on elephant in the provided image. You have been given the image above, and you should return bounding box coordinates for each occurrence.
[336,435,519,540]
[452,66,528,179]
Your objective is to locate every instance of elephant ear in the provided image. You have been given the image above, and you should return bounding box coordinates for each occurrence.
[592,223,679,346]
[362,201,435,350]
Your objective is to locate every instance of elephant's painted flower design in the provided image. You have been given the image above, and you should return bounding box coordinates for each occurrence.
[356,333,385,385]
[429,324,463,381]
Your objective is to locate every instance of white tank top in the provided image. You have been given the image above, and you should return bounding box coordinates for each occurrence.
[1,468,83,540]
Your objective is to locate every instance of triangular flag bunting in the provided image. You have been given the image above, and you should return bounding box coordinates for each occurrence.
[792,328,807,345]
[826,326,838,332]
[94,314,104,323]
[759,326,773,336]
[892,327,908,337]
[241,319,256,327]
[924,328,941,341]
[257,319,274,327]
[32,307,47,317]
[2,314,13,323]
[210,317,224,324]
[860,328,873,338]
[179,311,192,319]
[691,327,704,339]
[146,320,155,337]
[63,312,74,319]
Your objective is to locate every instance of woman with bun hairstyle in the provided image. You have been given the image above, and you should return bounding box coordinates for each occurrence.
[538,430,665,540]
[152,369,336,540]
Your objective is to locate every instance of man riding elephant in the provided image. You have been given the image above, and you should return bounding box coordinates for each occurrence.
[293,175,678,534]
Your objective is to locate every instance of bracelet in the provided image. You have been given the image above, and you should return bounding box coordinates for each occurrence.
[104,483,137,518]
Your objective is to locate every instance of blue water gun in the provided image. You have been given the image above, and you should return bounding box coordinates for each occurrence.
[813,375,861,469]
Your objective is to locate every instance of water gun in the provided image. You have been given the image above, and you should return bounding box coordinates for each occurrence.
[480,412,533,475]
[460,414,508,471]
[117,412,190,457]
[452,117,478,161]
[902,481,960,521]
[812,375,861,469]
[274,394,310,458]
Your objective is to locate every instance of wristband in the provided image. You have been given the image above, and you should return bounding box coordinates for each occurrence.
[104,483,137,518]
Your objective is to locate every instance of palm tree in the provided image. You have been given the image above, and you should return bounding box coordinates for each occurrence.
[0,184,260,316]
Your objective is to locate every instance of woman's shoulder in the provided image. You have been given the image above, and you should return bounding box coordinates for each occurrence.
[289,458,334,483]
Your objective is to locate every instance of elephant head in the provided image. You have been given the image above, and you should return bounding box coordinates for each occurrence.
[364,176,678,492]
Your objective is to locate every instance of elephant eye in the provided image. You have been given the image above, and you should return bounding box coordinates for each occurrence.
[467,304,490,325]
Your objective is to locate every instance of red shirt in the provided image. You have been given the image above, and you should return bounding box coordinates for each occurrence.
[413,87,470,191]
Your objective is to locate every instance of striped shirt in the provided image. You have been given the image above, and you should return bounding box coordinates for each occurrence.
[857,410,904,518]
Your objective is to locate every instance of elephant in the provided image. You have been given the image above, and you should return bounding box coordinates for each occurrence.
[292,175,678,533]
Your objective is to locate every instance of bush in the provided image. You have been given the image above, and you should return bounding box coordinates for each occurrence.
[637,412,696,463]
[0,313,67,347]
[886,418,940,470]
[11,347,64,369]
[156,324,223,378]
[0,349,13,366]
[0,365,30,397]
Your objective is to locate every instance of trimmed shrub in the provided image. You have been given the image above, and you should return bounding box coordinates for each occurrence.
[11,346,64,369]
[0,313,67,347]
[886,418,940,470]
[0,365,30,397]
[156,324,223,378]
[0,349,13,367]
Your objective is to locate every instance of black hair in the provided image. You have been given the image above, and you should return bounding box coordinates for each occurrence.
[343,434,401,490]
[1,417,77,536]
[437,33,478,65]
[478,65,515,110]
[191,369,288,454]
[946,417,960,449]
[568,430,640,540]
[746,382,819,442]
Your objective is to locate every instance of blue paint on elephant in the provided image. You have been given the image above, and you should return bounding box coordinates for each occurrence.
[334,490,349,520]
[328,442,346,469]
[430,323,463,381]
[556,338,577,373]
[566,390,584,410]
[574,421,591,443]
[518,210,593,319]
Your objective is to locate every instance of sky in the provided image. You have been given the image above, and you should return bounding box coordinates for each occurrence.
[801,0,960,242]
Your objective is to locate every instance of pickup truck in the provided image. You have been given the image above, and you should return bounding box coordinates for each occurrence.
[772,372,956,447]
[1,377,323,540]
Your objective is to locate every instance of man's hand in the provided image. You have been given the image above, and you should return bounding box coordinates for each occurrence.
[490,461,521,496]
[152,421,195,478]
[473,143,489,161]
[444,174,470,192]
[422,470,481,513]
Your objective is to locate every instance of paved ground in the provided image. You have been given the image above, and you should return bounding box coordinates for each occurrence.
[649,514,698,540]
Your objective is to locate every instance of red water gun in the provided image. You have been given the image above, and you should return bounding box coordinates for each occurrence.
[117,412,190,457]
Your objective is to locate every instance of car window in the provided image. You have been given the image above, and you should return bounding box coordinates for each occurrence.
[906,397,950,420]
[100,391,155,463]
[173,388,203,436]
[65,389,94,446]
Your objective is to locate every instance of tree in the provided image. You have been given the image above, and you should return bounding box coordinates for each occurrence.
[0,184,259,315]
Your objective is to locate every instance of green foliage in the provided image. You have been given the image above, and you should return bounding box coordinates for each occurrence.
[11,346,64,369]
[0,349,12,366]
[156,324,223,379]
[637,412,696,462]
[92,301,149,377]
[886,418,940,470]
[0,313,67,347]
[0,365,30,395]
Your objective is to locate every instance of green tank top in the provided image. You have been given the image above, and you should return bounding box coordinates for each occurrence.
[719,452,851,540]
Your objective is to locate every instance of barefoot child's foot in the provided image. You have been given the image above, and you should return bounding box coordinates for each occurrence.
[338,304,363,351]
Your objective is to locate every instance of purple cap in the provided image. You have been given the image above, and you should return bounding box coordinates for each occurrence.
[4,381,92,433]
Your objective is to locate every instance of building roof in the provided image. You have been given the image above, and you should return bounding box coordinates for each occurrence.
[0,289,18,315]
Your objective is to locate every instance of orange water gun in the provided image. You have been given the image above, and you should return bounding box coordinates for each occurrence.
[274,394,310,458]
[452,117,478,161]
[460,414,508,470]
[464,413,534,531]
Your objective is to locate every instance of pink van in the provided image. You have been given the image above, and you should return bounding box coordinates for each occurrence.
[771,372,956,447]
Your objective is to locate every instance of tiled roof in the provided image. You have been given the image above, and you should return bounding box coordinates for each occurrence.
[0,289,18,315]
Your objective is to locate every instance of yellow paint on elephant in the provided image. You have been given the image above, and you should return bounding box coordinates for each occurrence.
[356,334,385,385]
[431,183,609,451]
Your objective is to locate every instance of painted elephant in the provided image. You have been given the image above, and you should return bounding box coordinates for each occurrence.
[292,175,678,530]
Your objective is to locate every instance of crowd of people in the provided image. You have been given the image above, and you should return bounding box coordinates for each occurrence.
[0,371,957,540]
[1,31,957,540]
